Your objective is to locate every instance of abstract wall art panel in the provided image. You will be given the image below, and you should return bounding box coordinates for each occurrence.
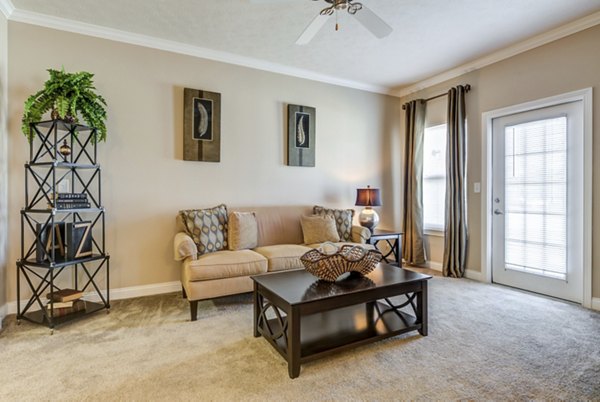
[287,104,315,167]
[184,88,221,162]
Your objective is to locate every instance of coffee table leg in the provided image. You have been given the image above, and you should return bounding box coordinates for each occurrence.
[253,283,260,338]
[417,281,428,336]
[287,306,301,378]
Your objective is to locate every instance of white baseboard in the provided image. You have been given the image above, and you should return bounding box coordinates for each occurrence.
[423,261,443,272]
[592,297,600,312]
[5,280,181,315]
[464,269,485,282]
[0,303,6,330]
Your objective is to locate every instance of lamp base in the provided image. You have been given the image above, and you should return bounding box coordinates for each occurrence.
[359,207,379,232]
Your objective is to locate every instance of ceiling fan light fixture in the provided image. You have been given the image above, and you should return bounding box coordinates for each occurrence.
[299,0,392,45]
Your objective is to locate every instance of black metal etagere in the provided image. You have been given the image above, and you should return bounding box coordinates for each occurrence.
[16,120,110,333]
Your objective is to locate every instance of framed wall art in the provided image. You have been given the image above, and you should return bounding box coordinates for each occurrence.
[287,104,316,167]
[183,88,221,162]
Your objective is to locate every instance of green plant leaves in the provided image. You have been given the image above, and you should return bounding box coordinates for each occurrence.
[21,68,108,142]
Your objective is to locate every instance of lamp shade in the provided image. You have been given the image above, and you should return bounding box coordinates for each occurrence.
[355,186,382,207]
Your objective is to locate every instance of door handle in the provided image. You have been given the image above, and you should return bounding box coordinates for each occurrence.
[494,209,504,215]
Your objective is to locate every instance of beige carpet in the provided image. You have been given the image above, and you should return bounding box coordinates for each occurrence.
[1,277,599,400]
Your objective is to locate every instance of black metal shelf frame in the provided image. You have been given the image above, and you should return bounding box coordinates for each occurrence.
[17,120,110,331]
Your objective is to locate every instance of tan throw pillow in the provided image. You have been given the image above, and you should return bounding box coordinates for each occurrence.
[179,204,228,256]
[314,206,355,241]
[228,212,258,250]
[301,215,340,245]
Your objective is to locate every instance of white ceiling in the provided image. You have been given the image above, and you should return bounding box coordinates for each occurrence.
[6,0,600,94]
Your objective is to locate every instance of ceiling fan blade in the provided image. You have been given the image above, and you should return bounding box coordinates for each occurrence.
[296,13,330,45]
[353,5,393,39]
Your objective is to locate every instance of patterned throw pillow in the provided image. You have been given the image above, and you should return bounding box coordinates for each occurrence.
[179,204,228,255]
[313,206,355,241]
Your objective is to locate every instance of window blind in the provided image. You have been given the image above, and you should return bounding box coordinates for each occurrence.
[504,116,567,280]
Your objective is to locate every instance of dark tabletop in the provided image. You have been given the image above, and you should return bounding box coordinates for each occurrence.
[251,263,431,305]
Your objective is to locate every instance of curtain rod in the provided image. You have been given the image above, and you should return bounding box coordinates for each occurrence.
[401,84,471,110]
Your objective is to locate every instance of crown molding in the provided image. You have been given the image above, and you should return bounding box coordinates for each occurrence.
[7,7,389,95]
[392,10,600,98]
[0,0,14,18]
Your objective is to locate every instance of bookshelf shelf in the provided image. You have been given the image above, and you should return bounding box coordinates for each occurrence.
[16,120,110,333]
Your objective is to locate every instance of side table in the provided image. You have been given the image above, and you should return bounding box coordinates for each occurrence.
[368,229,403,267]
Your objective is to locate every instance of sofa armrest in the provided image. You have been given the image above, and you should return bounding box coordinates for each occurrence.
[351,225,371,244]
[174,232,198,261]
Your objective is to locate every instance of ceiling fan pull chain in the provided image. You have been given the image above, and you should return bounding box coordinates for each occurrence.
[335,8,339,31]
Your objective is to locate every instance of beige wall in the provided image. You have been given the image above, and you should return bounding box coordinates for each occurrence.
[399,24,600,297]
[5,22,400,303]
[0,12,8,325]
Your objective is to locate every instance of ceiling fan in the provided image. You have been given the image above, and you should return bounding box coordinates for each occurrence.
[297,0,393,45]
[251,0,393,45]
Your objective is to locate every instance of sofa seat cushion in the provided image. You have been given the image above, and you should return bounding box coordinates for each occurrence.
[306,242,376,251]
[253,244,312,272]
[185,250,267,281]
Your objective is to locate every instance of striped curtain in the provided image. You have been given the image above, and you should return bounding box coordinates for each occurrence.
[402,100,426,265]
[443,86,468,277]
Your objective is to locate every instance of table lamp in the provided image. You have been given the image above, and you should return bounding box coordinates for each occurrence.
[355,185,382,231]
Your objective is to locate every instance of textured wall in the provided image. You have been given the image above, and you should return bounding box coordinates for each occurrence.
[6,22,400,303]
[399,24,600,297]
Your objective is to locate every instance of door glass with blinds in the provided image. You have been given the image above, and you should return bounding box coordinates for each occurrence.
[491,101,583,303]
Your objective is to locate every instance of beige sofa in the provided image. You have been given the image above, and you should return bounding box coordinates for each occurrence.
[174,205,371,321]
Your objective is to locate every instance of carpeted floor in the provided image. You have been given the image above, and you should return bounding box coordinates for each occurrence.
[1,276,599,400]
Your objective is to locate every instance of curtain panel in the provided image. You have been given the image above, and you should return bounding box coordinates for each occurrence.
[402,100,426,265]
[443,85,469,277]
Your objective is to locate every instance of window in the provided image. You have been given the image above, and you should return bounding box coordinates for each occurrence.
[423,124,447,231]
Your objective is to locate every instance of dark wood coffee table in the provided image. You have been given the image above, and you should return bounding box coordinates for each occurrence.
[251,263,431,378]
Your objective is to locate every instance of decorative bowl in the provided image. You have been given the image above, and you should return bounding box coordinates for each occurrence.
[300,244,383,282]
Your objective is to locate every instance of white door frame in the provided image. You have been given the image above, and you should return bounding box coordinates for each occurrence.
[481,88,593,308]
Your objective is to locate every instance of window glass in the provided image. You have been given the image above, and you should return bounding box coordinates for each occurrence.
[423,124,447,231]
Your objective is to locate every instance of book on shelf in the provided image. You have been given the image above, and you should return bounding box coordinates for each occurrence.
[53,201,92,209]
[53,193,88,200]
[46,288,84,302]
[47,301,74,309]
[47,299,86,317]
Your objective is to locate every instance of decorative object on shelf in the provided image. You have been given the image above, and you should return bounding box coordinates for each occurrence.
[287,104,316,167]
[59,139,71,160]
[355,185,382,231]
[21,68,108,142]
[46,299,86,318]
[300,243,382,282]
[35,222,66,262]
[66,221,93,260]
[46,288,84,303]
[50,192,90,210]
[183,88,221,162]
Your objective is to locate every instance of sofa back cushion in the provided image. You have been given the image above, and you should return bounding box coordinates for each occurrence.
[313,206,355,241]
[228,212,258,250]
[232,206,313,247]
[300,215,340,244]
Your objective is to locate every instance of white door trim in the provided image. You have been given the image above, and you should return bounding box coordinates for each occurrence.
[481,88,593,308]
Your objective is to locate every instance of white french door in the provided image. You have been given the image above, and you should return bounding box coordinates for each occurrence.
[491,101,584,302]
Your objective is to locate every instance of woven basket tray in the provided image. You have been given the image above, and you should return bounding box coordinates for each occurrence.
[300,244,383,282]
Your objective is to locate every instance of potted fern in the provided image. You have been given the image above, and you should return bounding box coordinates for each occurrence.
[21,68,108,142]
